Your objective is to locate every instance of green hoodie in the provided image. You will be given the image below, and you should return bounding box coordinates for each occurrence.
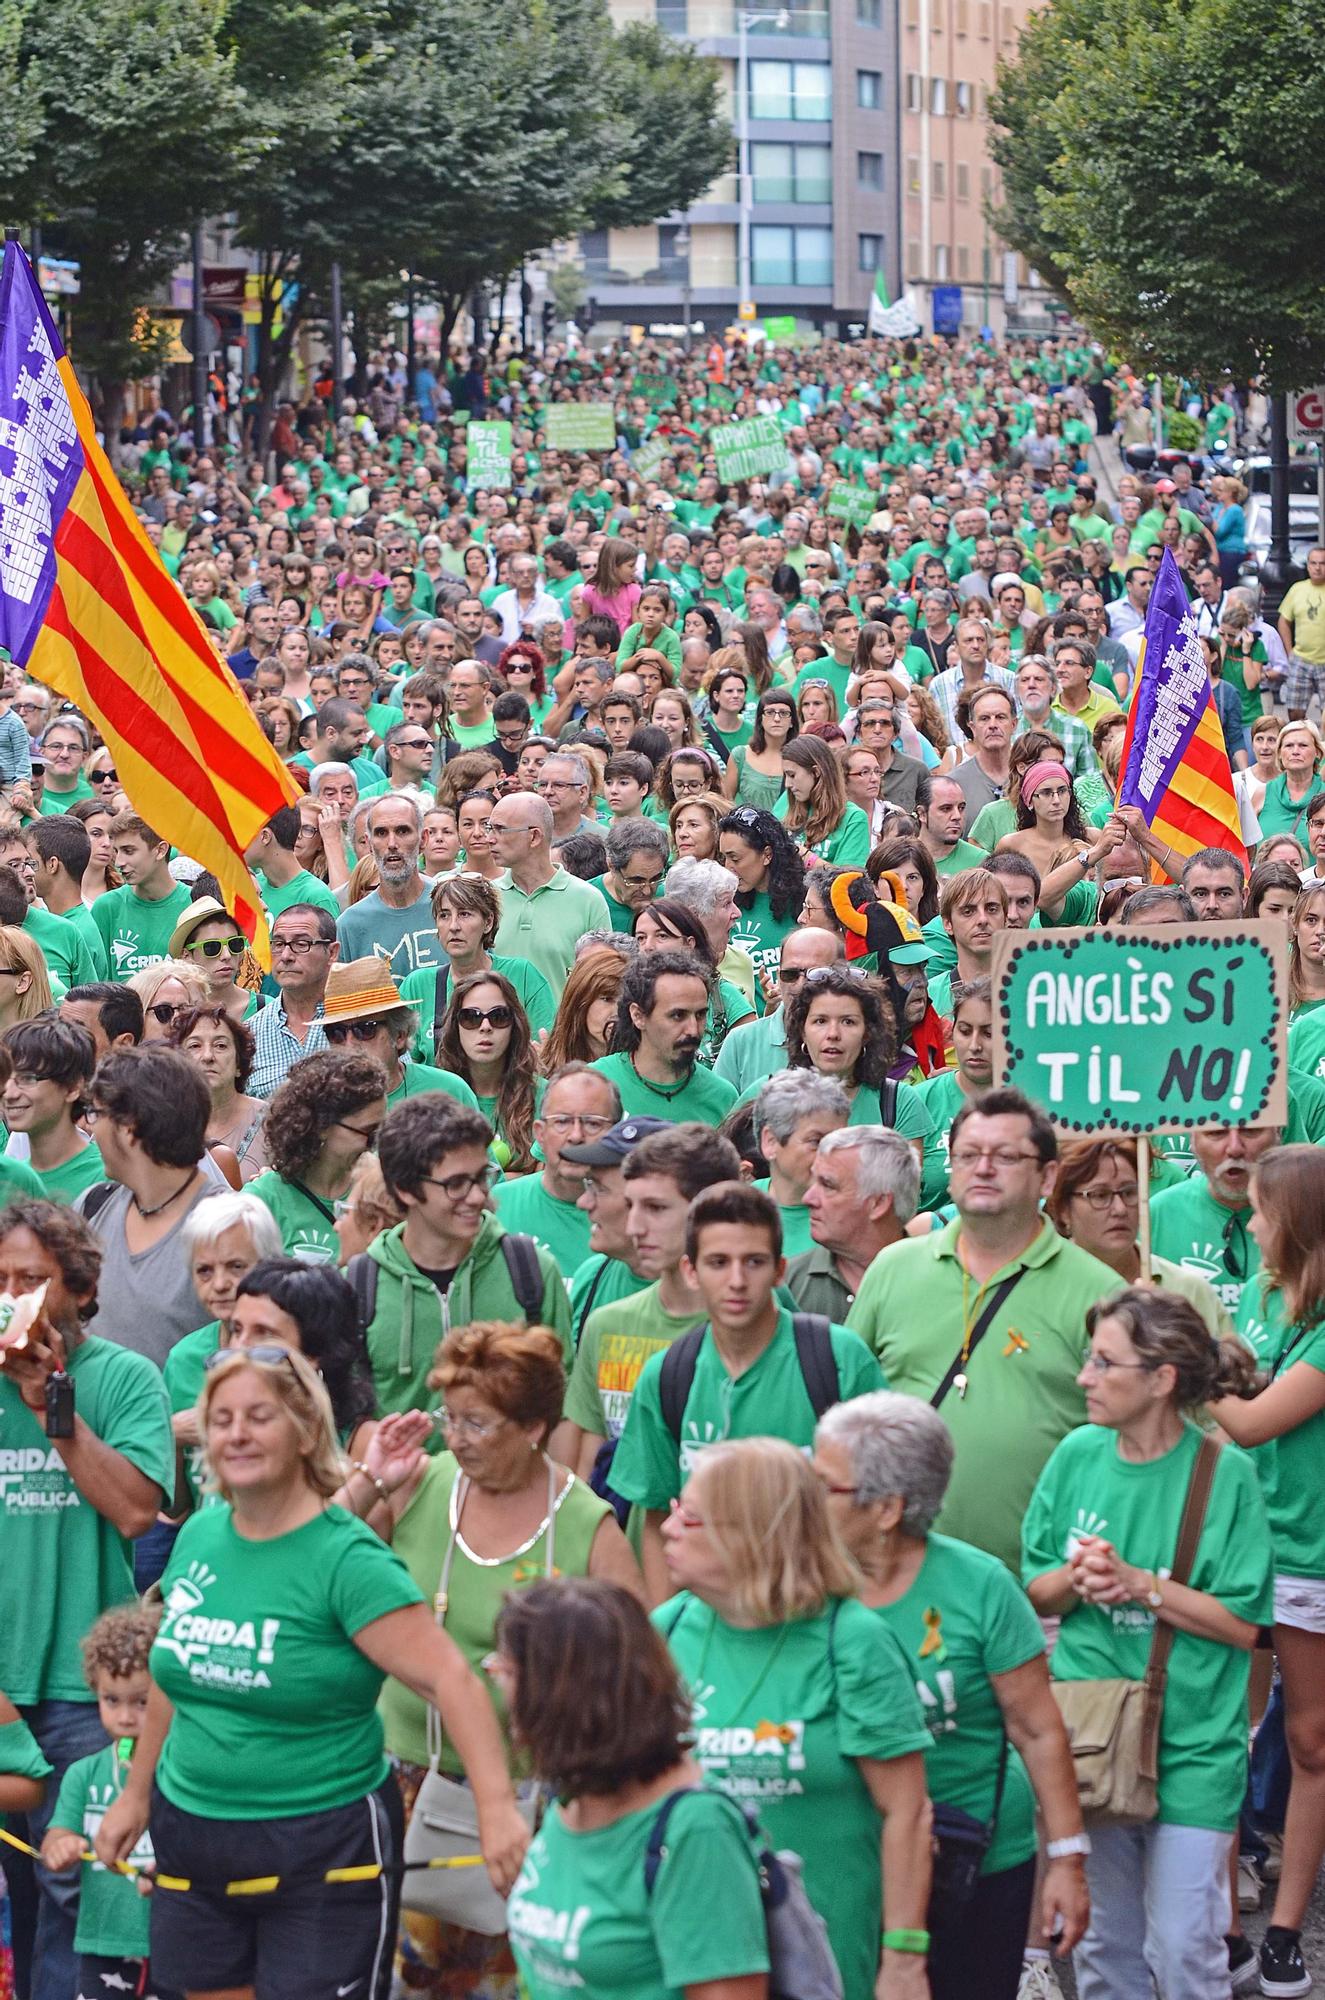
[365,1215,571,1439]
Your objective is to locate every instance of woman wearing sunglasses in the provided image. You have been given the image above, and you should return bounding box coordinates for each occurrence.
[435,970,538,1173]
[321,958,480,1118]
[83,750,127,813]
[168,896,261,1024]
[128,958,210,1042]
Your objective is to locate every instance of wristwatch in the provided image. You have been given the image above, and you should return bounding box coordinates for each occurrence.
[1075,848,1093,870]
[1046,1834,1092,1860]
[1144,1569,1164,1608]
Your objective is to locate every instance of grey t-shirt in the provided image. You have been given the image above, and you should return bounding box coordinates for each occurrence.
[335,886,443,979]
[75,1181,210,1371]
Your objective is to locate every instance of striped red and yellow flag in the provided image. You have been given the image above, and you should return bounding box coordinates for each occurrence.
[0,240,298,959]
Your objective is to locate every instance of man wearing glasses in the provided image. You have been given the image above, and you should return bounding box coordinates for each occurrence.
[491,1064,622,1272]
[361,1096,571,1428]
[713,927,843,1095]
[380,720,437,800]
[847,1085,1116,1574]
[489,792,610,998]
[248,905,338,1099]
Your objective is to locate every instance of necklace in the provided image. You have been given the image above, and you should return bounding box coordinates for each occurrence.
[628,1054,693,1101]
[955,1261,995,1400]
[131,1174,197,1219]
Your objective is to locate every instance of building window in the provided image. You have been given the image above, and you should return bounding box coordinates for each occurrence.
[932,159,945,196]
[906,238,922,277]
[858,150,884,190]
[955,0,969,29]
[905,71,922,110]
[957,244,971,278]
[905,0,919,24]
[751,141,832,203]
[857,69,882,109]
[749,59,832,120]
[578,228,610,276]
[752,224,832,287]
[858,233,883,272]
[856,0,881,21]
[906,153,921,193]
[933,243,950,279]
[930,76,948,114]
[955,79,973,115]
[655,0,688,27]
[979,0,991,31]
[955,161,970,200]
[979,82,990,116]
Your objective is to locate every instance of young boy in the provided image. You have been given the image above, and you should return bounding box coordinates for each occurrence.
[41,1605,172,2000]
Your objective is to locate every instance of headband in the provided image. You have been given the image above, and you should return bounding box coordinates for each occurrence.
[1020,760,1068,805]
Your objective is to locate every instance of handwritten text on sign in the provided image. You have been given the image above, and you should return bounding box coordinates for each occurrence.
[991,923,1287,1133]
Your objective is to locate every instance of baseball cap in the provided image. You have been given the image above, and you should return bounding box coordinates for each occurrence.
[1154,478,1176,494]
[562,1115,673,1167]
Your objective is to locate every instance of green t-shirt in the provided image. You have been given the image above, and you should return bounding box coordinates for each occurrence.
[933,838,990,879]
[774,794,873,869]
[847,1220,1116,1571]
[712,1010,788,1096]
[913,1067,969,1208]
[25,905,99,991]
[792,656,853,709]
[37,777,96,815]
[23,1136,105,1206]
[1287,1009,1325,1084]
[153,1503,422,1819]
[588,874,643,935]
[0,1336,173,1704]
[1148,1175,1258,1318]
[384,1059,479,1113]
[592,1051,737,1128]
[248,1169,340,1264]
[1022,1422,1273,1830]
[399,952,557,1053]
[0,1712,51,1779]
[870,1532,1043,1875]
[612,1307,882,1509]
[163,1319,222,1510]
[90,881,194,982]
[0,1153,45,1204]
[659,1592,929,2000]
[1235,1284,1325,1579]
[568,1252,650,1351]
[509,1788,768,2000]
[53,1742,154,1956]
[729,890,797,981]
[259,867,340,927]
[752,1178,814,1258]
[54,900,110,980]
[491,1171,593,1275]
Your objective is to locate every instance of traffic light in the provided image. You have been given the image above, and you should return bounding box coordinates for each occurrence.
[584,294,598,330]
[541,299,555,339]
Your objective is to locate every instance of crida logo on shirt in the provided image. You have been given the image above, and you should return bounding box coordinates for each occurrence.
[0,1441,79,1511]
[694,1716,807,1773]
[157,1560,282,1689]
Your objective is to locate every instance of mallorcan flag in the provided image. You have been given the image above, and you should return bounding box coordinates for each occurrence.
[0,239,297,957]
[1117,546,1244,881]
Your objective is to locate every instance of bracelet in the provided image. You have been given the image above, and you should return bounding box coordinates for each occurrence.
[350,1460,390,1508]
[1046,1833,1092,1860]
[882,1929,930,1954]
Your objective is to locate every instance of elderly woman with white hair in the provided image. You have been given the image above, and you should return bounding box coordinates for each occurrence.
[663,852,757,1006]
[751,1069,849,1257]
[814,1392,1090,2000]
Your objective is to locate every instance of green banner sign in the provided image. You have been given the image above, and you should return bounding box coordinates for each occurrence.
[466,420,512,490]
[631,373,677,410]
[991,922,1288,1134]
[631,435,674,482]
[706,384,737,413]
[762,315,797,343]
[544,402,616,451]
[826,483,879,526]
[709,415,787,485]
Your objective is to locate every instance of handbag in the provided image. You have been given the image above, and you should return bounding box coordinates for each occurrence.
[927,1737,1010,1919]
[400,1462,560,1930]
[1051,1432,1221,1828]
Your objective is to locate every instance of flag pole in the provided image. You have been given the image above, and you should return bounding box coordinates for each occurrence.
[1137,1134,1152,1281]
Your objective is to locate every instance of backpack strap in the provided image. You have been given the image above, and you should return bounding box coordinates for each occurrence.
[658,1324,709,1444]
[572,1257,612,1351]
[643,1788,704,1897]
[500,1232,545,1322]
[80,1180,117,1223]
[880,1075,898,1126]
[790,1313,839,1418]
[347,1251,379,1339]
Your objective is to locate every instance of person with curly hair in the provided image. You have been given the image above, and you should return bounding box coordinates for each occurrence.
[436,968,539,1172]
[248,1046,389,1264]
[496,639,554,730]
[717,805,806,978]
[777,734,872,867]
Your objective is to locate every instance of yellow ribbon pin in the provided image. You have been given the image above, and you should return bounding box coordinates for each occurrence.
[919,1607,946,1661]
[1003,1329,1030,1358]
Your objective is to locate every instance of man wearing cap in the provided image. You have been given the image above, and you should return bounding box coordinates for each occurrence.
[1130,478,1210,555]
[321,957,478,1112]
[559,1115,667,1348]
[490,1063,622,1272]
[786,1126,921,1322]
[335,793,441,977]
[714,926,844,1096]
[488,792,611,999]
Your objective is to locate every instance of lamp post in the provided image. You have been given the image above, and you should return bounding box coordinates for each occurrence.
[676,222,692,351]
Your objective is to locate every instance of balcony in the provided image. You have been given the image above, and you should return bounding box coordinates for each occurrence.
[657,3,831,38]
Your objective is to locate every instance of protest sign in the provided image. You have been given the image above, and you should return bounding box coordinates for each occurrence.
[709,415,787,484]
[544,403,616,451]
[467,420,512,489]
[763,315,797,342]
[631,435,674,481]
[826,483,879,527]
[632,373,677,410]
[991,922,1287,1135]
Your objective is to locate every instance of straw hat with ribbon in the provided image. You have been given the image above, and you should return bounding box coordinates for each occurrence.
[322,956,406,1025]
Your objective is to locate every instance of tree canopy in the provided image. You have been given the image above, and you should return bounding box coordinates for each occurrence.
[988,0,1325,388]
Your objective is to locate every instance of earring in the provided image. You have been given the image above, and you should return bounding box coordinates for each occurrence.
[530,1439,538,1453]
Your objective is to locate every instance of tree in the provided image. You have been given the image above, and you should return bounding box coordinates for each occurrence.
[595,23,732,228]
[988,0,1325,386]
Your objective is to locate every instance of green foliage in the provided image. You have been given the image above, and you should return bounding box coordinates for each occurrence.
[988,0,1325,387]
[547,262,588,323]
[596,23,733,229]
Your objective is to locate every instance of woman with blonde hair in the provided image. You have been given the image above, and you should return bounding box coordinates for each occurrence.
[128,958,210,1040]
[1257,719,1325,844]
[660,1428,933,2000]
[668,789,727,862]
[777,733,872,867]
[1288,881,1325,1016]
[95,1344,532,2000]
[539,946,627,1073]
[906,683,956,774]
[334,1151,405,1266]
[0,925,52,1026]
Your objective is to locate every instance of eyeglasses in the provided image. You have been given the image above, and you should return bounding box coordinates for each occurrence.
[271,936,332,956]
[394,736,432,752]
[543,1113,611,1135]
[456,1004,513,1030]
[205,1342,296,1373]
[621,871,666,890]
[325,1017,387,1044]
[1080,1352,1154,1378]
[147,1001,185,1025]
[333,1118,382,1146]
[1222,1209,1250,1280]
[185,936,246,960]
[435,1405,505,1441]
[91,768,119,784]
[815,1475,861,1498]
[1072,1182,1140,1212]
[421,1164,500,1201]
[949,1146,1042,1170]
[803,965,866,986]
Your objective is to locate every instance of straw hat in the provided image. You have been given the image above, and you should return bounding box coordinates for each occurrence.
[168,896,231,960]
[322,956,405,1025]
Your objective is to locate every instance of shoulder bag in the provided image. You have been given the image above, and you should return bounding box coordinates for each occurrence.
[1051,1432,1221,1827]
[400,1462,557,1929]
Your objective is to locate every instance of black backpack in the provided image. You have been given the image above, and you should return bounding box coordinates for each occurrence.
[347,1233,545,1335]
[658,1313,839,1442]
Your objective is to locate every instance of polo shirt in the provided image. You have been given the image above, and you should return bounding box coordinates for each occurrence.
[876,752,929,817]
[783,1242,854,1323]
[846,1218,1116,1570]
[591,1051,737,1127]
[1055,685,1120,732]
[712,1009,788,1094]
[491,868,611,998]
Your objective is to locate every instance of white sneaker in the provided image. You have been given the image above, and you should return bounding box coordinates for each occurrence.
[1018,1956,1067,2000]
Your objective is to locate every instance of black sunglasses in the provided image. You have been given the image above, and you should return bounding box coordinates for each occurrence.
[92,768,119,784]
[147,1001,185,1025]
[456,1004,513,1030]
[325,1018,386,1044]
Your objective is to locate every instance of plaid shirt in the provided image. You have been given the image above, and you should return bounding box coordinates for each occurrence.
[928,662,1018,746]
[248,996,327,1100]
[1013,705,1099,780]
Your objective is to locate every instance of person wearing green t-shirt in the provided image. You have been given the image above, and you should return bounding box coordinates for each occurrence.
[491,1065,622,1274]
[94,1344,529,2000]
[1,1017,105,1204]
[91,816,195,982]
[1023,1287,1273,2000]
[1148,1121,1279,1319]
[593,954,737,1128]
[718,805,805,982]
[658,1433,931,2000]
[817,1393,1090,2000]
[243,804,341,931]
[250,1045,389,1264]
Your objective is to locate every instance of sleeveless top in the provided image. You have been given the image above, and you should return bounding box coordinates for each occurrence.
[730,746,785,812]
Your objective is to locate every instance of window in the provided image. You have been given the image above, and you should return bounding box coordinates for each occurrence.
[858,150,884,190]
[955,161,970,201]
[981,164,993,195]
[858,233,883,272]
[906,238,922,277]
[905,71,922,110]
[932,159,945,196]
[751,142,832,203]
[905,0,919,24]
[657,225,688,279]
[906,153,921,193]
[655,0,688,26]
[930,76,948,114]
[856,0,881,21]
[934,243,950,279]
[955,79,973,115]
[857,69,882,109]
[751,224,832,287]
[750,59,832,121]
[955,0,969,29]
[578,228,610,275]
[979,0,991,31]
[957,245,971,278]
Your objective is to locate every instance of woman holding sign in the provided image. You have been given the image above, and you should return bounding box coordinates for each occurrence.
[1208,1146,1325,2000]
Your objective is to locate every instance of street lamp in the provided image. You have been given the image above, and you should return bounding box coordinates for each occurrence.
[675,222,692,351]
[736,6,789,312]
